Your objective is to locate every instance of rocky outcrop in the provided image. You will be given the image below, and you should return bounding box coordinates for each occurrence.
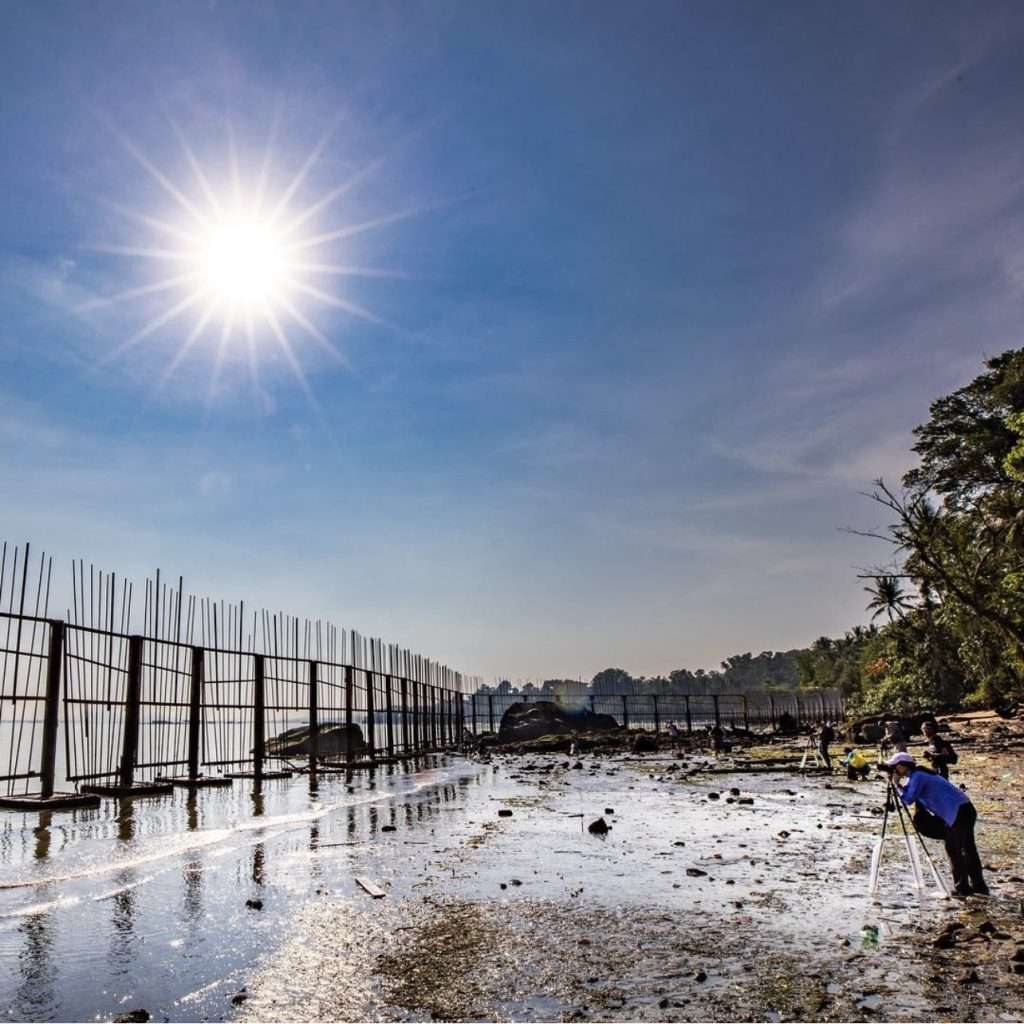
[497,701,620,744]
[264,721,366,758]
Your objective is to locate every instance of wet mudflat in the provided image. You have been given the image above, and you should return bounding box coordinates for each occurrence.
[240,732,1024,1023]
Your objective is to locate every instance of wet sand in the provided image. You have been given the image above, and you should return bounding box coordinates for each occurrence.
[239,728,1024,1022]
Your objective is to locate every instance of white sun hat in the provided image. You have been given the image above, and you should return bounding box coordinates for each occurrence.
[885,752,915,767]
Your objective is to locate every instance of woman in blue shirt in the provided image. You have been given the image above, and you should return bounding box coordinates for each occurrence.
[886,752,988,898]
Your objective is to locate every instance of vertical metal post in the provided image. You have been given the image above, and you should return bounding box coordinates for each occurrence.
[187,645,204,781]
[39,620,65,799]
[385,675,395,758]
[471,693,478,735]
[253,653,265,781]
[366,669,376,760]
[713,694,721,728]
[488,694,495,734]
[118,635,144,790]
[458,693,465,744]
[769,694,776,727]
[743,695,749,731]
[308,660,319,779]
[621,694,629,731]
[795,695,802,727]
[590,694,596,714]
[652,694,660,734]
[400,677,410,754]
[344,665,354,762]
[685,695,692,733]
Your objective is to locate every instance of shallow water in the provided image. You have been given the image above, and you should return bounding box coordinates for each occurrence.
[0,756,485,1022]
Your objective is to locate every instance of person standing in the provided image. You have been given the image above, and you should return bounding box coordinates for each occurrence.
[921,720,958,779]
[818,722,836,769]
[886,752,988,898]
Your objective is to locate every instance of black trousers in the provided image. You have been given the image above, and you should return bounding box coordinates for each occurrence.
[944,803,985,894]
[818,741,831,768]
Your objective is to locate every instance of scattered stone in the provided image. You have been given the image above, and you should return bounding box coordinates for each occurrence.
[381,824,396,832]
[588,817,610,835]
[673,840,686,847]
[572,761,584,769]
[707,792,720,800]
[738,797,754,805]
[500,883,507,890]
[686,868,707,877]
[729,788,740,796]
[245,898,263,911]
[695,970,707,983]
[605,808,615,815]
[230,990,248,1007]
[510,878,522,886]
[658,997,670,1009]
[777,830,790,839]
[958,969,981,985]
[498,809,513,817]
[112,1013,150,1024]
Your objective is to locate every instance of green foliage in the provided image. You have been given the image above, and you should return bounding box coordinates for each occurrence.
[853,349,1024,714]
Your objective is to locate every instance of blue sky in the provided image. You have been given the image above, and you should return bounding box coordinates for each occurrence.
[2,1,1023,681]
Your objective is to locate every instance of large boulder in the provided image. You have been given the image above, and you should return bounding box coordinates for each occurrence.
[264,721,366,758]
[498,701,620,744]
[849,713,936,744]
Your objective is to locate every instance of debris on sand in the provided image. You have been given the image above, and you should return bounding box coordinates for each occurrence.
[588,817,610,835]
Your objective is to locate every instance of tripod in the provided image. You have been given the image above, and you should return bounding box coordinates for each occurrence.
[799,733,827,771]
[868,775,948,898]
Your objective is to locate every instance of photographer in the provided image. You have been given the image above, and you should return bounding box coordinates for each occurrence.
[885,752,988,898]
[921,720,957,779]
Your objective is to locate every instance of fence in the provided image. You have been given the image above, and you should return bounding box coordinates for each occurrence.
[464,688,843,735]
[0,542,476,807]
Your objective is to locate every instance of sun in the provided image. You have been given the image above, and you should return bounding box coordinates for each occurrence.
[197,214,288,311]
[82,119,419,399]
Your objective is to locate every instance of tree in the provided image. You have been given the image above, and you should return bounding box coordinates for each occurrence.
[863,575,914,623]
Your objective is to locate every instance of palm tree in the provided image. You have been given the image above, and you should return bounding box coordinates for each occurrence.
[864,575,914,622]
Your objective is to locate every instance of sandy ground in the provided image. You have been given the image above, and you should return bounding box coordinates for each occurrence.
[238,713,1024,1022]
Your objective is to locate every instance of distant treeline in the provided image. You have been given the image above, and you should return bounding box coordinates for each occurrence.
[475,647,823,698]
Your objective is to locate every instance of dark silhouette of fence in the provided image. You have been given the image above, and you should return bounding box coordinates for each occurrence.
[465,688,844,736]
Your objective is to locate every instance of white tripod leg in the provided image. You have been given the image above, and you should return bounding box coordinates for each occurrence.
[868,838,884,895]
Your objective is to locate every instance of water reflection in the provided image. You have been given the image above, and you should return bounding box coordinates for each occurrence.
[0,756,480,1022]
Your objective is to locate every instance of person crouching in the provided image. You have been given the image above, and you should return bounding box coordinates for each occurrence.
[885,752,988,898]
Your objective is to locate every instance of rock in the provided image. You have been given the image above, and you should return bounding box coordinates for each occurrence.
[1010,963,1024,976]
[707,792,720,800]
[497,701,620,743]
[729,788,740,796]
[112,1013,150,1024]
[500,883,507,890]
[695,970,707,983]
[605,808,615,815]
[381,824,396,833]
[738,797,754,805]
[231,990,248,1007]
[510,878,522,886]
[264,721,365,758]
[498,809,513,817]
[572,761,584,769]
[777,830,790,839]
[632,733,658,752]
[673,840,686,846]
[686,868,707,877]
[245,898,263,910]
[958,969,981,985]
[588,817,610,835]
[658,997,670,1009]
[979,921,997,935]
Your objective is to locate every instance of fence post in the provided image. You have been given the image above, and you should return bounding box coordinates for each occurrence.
[253,653,265,782]
[344,665,354,762]
[652,694,660,734]
[795,695,802,727]
[769,694,776,728]
[742,695,749,731]
[308,660,319,779]
[385,675,395,758]
[117,635,144,790]
[685,695,692,733]
[458,693,465,744]
[589,694,596,714]
[471,693,478,734]
[39,620,65,799]
[400,677,410,754]
[187,645,204,781]
[366,670,376,760]
[713,694,720,728]
[431,686,439,749]
[488,694,495,734]
[621,694,629,731]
